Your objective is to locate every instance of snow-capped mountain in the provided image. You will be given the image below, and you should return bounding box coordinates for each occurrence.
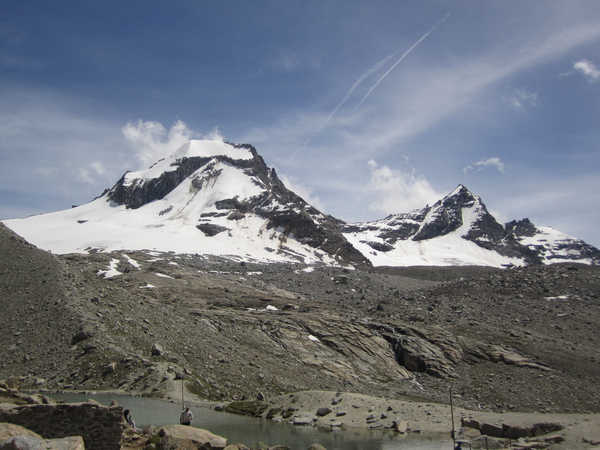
[343,185,600,267]
[3,139,368,266]
[3,141,598,268]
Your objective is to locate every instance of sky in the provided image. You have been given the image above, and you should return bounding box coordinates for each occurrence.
[1,0,600,247]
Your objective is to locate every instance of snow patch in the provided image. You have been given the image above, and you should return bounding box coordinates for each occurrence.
[97,258,122,278]
[123,254,140,269]
[154,272,174,279]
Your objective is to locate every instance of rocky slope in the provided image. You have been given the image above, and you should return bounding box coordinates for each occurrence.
[1,224,599,416]
[343,185,600,267]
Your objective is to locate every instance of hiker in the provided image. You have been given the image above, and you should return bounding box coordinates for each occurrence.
[124,409,137,430]
[180,406,193,425]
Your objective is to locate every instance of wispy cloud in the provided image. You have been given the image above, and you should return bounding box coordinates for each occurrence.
[506,88,538,109]
[366,160,441,214]
[464,157,505,174]
[573,59,600,81]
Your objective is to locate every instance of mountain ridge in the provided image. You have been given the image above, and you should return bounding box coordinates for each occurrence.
[3,140,598,268]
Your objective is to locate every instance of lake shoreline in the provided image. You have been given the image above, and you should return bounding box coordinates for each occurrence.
[37,387,600,449]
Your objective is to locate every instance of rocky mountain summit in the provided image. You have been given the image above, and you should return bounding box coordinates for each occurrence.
[4,140,367,266]
[343,185,600,267]
[107,140,368,266]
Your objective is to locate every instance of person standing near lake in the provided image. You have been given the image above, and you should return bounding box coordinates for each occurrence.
[180,407,193,425]
[124,409,137,431]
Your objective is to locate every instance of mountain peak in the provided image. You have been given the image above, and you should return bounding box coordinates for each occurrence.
[4,140,369,266]
[173,139,255,161]
[444,184,479,202]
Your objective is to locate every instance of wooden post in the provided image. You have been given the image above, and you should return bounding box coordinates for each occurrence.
[450,388,456,449]
[181,374,185,410]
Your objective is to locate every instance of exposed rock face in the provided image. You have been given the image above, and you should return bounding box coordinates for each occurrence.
[344,184,600,266]
[0,402,124,450]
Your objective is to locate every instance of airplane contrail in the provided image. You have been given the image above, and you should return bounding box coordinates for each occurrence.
[302,52,396,146]
[355,12,450,109]
[324,52,396,126]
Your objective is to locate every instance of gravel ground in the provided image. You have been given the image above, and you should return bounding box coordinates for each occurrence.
[1,223,599,420]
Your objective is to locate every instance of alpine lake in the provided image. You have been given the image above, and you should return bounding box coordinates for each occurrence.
[52,392,452,450]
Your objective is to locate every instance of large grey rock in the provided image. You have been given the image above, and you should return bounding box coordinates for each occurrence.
[45,437,85,450]
[315,407,331,417]
[292,416,313,426]
[158,425,227,449]
[0,423,43,442]
[0,436,45,450]
[151,343,164,356]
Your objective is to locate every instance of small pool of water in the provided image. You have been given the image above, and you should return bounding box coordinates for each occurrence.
[51,392,452,450]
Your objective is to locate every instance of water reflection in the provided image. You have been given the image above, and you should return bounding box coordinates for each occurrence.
[52,393,451,450]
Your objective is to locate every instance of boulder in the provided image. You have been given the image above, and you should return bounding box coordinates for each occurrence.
[158,425,227,449]
[71,328,93,345]
[0,435,84,450]
[45,437,85,450]
[151,343,164,356]
[292,417,313,426]
[315,408,331,417]
[0,436,45,450]
[224,401,267,417]
[392,420,408,433]
[0,423,43,441]
[307,445,326,450]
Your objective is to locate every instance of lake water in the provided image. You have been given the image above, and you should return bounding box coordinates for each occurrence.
[52,393,452,450]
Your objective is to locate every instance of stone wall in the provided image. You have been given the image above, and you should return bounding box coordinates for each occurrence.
[0,401,124,450]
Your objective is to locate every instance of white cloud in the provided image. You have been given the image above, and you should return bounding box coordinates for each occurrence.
[573,59,600,81]
[205,126,224,141]
[280,174,325,211]
[464,157,505,174]
[366,160,441,214]
[507,88,538,109]
[122,119,193,169]
[77,168,94,184]
[33,167,58,177]
[90,161,106,176]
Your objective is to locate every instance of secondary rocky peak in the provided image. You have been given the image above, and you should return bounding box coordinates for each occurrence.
[343,184,599,267]
[412,184,489,241]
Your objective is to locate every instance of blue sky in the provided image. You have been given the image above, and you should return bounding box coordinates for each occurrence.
[1,0,600,247]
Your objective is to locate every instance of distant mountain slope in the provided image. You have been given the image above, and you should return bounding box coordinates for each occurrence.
[3,140,368,266]
[343,185,600,267]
